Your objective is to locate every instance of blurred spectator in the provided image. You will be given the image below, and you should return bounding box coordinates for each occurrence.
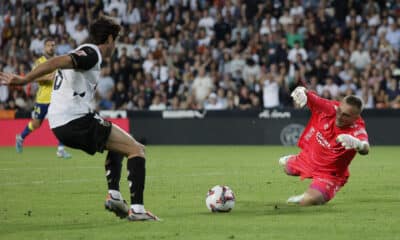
[262,72,280,108]
[29,32,44,56]
[287,40,307,63]
[168,96,180,110]
[350,43,371,71]
[147,30,165,52]
[279,8,293,28]
[214,13,231,42]
[1,0,399,112]
[65,5,79,36]
[192,67,214,104]
[238,86,251,110]
[385,22,400,51]
[339,77,357,95]
[149,94,167,111]
[97,66,115,100]
[243,58,261,82]
[198,9,215,35]
[386,78,400,104]
[204,92,224,110]
[56,35,73,55]
[322,77,339,99]
[70,22,88,45]
[163,68,181,99]
[112,81,129,110]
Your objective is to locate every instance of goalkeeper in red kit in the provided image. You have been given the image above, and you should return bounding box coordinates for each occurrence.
[279,87,370,206]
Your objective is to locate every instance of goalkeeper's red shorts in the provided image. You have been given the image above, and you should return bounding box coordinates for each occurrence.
[285,155,346,202]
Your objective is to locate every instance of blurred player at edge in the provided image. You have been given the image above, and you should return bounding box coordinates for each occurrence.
[0,16,159,221]
[15,38,71,159]
[279,86,370,206]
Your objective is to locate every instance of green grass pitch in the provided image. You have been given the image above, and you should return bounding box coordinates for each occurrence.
[0,146,399,240]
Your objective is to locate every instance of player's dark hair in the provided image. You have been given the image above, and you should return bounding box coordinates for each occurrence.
[89,16,121,45]
[345,95,363,112]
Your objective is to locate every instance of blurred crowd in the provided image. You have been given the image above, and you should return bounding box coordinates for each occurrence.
[1,0,400,112]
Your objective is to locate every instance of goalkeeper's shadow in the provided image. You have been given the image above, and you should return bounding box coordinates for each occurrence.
[235,200,337,216]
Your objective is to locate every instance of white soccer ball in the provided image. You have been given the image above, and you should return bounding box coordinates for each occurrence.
[205,185,235,212]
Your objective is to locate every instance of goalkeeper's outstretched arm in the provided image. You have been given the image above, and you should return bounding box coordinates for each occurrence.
[337,134,370,155]
[291,86,336,115]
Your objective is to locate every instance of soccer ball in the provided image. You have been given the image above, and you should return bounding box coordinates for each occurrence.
[205,185,235,212]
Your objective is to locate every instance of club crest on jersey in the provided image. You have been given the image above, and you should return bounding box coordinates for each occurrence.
[74,50,87,56]
[324,123,329,130]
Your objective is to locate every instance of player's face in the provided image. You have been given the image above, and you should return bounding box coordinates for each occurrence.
[335,102,359,128]
[44,41,56,57]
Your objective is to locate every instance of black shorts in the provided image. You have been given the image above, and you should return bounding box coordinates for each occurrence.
[52,113,112,155]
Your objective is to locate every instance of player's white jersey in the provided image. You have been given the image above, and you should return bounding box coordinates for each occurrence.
[48,44,102,128]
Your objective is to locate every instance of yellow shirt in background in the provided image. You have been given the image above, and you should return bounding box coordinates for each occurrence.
[34,56,54,104]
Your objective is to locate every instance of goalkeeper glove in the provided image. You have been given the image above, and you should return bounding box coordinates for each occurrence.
[336,134,365,150]
[290,86,307,108]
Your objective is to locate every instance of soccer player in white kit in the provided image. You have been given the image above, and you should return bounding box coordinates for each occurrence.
[0,16,159,221]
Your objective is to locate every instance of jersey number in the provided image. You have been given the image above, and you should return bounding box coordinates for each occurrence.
[53,70,63,90]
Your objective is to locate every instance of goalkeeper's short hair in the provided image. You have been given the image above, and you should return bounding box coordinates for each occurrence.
[344,95,363,113]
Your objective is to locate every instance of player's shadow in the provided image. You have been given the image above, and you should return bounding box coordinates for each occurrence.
[195,200,337,217]
[0,220,121,235]
[232,200,337,216]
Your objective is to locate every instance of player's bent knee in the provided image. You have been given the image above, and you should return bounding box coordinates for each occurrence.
[138,144,145,157]
[127,142,145,159]
[31,121,42,130]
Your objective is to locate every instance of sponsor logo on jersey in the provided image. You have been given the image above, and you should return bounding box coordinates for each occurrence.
[316,131,331,148]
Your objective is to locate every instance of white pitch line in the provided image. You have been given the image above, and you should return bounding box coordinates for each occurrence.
[0,172,227,186]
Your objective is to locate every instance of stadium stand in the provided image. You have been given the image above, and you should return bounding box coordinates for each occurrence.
[0,0,399,112]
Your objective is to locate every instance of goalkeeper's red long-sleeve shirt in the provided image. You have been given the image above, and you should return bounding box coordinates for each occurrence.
[297,91,369,181]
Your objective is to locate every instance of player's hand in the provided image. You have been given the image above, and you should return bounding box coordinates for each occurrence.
[336,134,362,150]
[290,86,307,107]
[0,72,26,85]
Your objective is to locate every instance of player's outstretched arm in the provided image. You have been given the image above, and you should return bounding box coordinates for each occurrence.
[336,134,370,155]
[0,55,73,85]
[35,73,56,83]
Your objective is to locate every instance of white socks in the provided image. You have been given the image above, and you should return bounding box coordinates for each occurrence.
[108,190,122,200]
[279,155,293,166]
[131,204,145,213]
[108,190,145,213]
[287,193,305,204]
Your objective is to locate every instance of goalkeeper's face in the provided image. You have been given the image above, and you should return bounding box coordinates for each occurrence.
[335,102,360,128]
